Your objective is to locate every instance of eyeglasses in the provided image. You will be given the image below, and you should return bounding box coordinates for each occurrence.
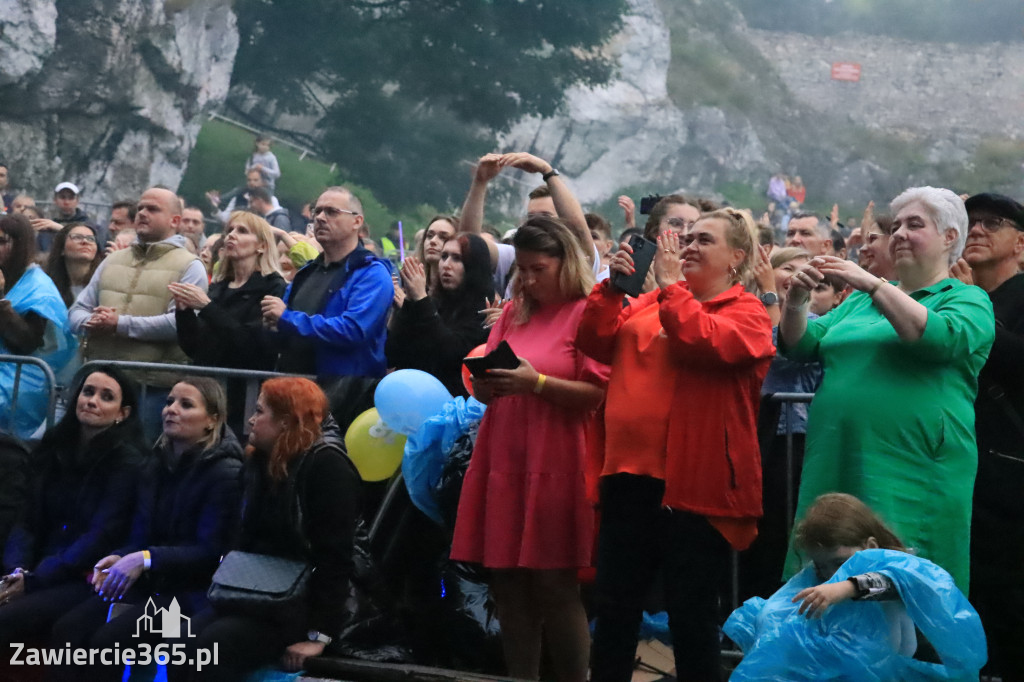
[968,216,1021,232]
[664,217,695,230]
[311,206,360,219]
[68,234,97,243]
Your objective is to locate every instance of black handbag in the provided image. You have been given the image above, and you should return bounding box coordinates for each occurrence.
[208,448,316,620]
[207,550,311,620]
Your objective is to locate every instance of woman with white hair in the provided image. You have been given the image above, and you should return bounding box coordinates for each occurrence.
[778,186,995,591]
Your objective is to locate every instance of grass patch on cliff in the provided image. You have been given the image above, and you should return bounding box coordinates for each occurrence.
[178,118,427,238]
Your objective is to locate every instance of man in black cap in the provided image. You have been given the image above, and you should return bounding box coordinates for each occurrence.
[957,192,1024,682]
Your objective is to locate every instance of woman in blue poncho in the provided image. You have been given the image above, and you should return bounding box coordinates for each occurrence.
[0,214,77,437]
[725,493,986,682]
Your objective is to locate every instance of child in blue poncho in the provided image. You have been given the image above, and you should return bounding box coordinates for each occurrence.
[725,493,987,682]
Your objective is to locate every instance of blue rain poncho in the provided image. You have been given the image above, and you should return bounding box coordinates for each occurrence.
[724,549,986,681]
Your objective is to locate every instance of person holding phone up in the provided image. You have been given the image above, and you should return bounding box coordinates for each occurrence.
[576,208,775,682]
[450,216,609,682]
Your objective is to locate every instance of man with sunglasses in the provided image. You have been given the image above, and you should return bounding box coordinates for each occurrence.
[960,192,1024,682]
[261,186,393,378]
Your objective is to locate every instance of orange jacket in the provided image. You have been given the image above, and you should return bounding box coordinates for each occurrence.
[576,280,775,519]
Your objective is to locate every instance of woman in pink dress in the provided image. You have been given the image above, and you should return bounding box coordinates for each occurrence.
[451,216,609,682]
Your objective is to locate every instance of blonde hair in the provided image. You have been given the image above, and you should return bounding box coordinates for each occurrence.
[214,211,284,283]
[700,208,758,283]
[157,377,227,452]
[510,216,595,325]
[769,246,811,270]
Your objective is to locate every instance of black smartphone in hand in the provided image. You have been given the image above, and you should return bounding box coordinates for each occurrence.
[463,340,520,377]
[610,235,657,297]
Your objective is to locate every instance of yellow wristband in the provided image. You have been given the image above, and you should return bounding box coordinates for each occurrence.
[142,550,152,571]
[533,373,547,395]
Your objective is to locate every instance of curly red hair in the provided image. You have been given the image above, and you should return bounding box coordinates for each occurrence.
[257,377,328,481]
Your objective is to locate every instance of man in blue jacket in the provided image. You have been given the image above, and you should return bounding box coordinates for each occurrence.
[261,186,393,379]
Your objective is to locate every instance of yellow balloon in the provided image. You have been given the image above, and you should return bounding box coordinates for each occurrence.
[344,408,407,482]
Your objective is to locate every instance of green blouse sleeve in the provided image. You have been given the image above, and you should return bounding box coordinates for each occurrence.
[910,282,995,363]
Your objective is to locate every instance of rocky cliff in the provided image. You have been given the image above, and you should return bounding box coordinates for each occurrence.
[0,0,237,207]
[496,0,1024,214]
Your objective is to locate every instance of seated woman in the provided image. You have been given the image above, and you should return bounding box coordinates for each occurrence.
[51,377,243,681]
[387,232,494,397]
[188,377,360,681]
[0,214,78,437]
[171,211,286,371]
[44,223,103,307]
[0,366,146,645]
[725,493,987,681]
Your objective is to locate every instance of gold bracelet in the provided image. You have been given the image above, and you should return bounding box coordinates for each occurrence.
[142,550,152,571]
[867,277,888,298]
[533,373,547,394]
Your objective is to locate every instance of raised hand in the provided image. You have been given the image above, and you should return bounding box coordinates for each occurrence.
[399,256,428,301]
[950,258,974,286]
[474,153,503,183]
[497,152,552,176]
[654,230,683,289]
[168,282,211,310]
[618,195,636,229]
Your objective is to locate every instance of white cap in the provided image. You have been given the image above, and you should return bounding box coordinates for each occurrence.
[54,182,80,195]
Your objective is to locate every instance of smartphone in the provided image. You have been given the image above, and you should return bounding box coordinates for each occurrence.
[610,234,657,297]
[639,194,664,215]
[463,340,520,377]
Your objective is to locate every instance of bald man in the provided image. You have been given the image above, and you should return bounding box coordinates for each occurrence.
[69,188,208,434]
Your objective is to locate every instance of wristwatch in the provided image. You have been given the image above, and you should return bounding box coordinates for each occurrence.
[541,168,560,182]
[307,630,333,645]
[759,291,779,307]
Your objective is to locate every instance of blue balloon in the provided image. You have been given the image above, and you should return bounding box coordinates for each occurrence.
[374,369,453,436]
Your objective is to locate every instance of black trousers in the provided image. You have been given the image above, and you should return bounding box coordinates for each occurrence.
[174,608,305,682]
[50,590,195,682]
[0,581,93,646]
[970,577,1024,682]
[591,474,730,682]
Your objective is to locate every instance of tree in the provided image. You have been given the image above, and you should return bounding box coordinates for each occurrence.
[231,0,627,208]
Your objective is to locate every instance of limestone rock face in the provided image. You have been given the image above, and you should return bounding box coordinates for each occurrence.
[0,0,237,207]
[497,0,769,212]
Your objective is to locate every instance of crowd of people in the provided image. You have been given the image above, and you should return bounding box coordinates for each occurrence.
[0,139,1021,682]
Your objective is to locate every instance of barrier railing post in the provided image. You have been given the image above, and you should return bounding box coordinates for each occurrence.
[0,354,59,433]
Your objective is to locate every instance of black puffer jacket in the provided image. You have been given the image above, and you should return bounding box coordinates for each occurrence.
[3,422,148,591]
[117,425,244,609]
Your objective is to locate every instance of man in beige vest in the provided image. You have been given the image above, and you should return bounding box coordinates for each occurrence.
[69,187,207,435]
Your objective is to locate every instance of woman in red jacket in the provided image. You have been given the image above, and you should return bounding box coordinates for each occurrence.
[576,208,775,682]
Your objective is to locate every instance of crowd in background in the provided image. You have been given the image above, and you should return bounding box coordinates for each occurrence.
[0,135,1021,682]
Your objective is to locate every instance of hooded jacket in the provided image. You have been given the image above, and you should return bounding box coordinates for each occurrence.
[576,280,775,525]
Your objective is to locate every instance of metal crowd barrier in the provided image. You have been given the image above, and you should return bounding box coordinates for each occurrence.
[0,354,59,433]
[721,391,815,668]
[71,361,312,434]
